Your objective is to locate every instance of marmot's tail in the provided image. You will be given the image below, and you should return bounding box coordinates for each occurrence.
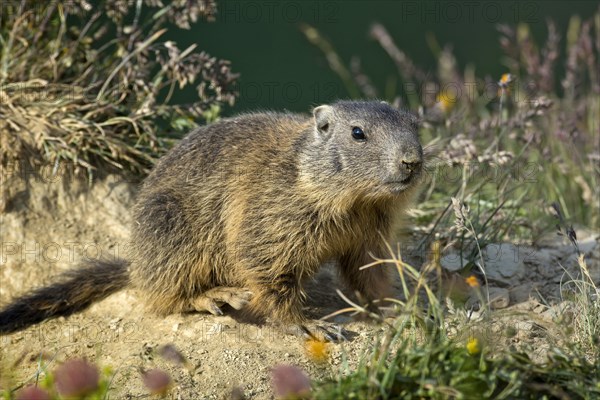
[0,258,129,334]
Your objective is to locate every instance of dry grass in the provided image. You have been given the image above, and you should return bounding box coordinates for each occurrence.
[0,0,238,179]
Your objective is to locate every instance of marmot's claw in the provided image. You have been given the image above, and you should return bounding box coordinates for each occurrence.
[313,324,347,342]
[291,322,347,342]
[207,301,224,316]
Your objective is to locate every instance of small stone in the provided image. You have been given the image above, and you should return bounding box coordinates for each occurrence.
[479,244,525,282]
[108,317,122,330]
[488,287,510,309]
[207,323,225,335]
[440,253,466,272]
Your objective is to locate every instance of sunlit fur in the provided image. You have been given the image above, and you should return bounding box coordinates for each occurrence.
[129,100,423,324]
[0,101,423,333]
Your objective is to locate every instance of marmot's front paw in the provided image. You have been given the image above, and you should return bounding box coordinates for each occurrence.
[285,322,348,342]
[191,287,253,315]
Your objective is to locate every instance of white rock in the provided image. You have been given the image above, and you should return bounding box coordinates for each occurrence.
[207,323,225,335]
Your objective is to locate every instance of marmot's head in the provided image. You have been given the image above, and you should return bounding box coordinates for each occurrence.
[301,100,423,203]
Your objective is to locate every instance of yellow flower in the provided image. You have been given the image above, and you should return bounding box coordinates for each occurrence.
[435,90,456,114]
[498,73,515,98]
[305,339,330,363]
[498,73,514,88]
[465,275,479,288]
[466,337,481,355]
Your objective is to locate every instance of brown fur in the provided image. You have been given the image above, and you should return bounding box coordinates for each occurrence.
[0,259,129,333]
[0,100,422,333]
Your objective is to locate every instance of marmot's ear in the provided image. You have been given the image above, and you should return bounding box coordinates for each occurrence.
[313,105,332,135]
[406,112,421,130]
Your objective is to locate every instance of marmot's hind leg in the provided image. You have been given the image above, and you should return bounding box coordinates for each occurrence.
[190,287,253,316]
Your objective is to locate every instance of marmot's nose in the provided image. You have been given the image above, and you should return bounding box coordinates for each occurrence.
[398,158,422,181]
[401,160,421,173]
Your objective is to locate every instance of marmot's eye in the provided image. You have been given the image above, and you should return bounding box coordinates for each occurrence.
[351,127,366,141]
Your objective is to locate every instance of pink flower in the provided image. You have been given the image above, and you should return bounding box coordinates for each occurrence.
[54,359,99,397]
[142,368,172,395]
[271,364,311,399]
[16,385,51,400]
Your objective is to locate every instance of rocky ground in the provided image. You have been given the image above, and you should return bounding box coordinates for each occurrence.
[0,171,598,399]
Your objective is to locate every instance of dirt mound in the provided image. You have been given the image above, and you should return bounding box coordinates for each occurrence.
[0,169,381,398]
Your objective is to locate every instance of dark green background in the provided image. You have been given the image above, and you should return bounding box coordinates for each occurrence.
[167,0,598,115]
